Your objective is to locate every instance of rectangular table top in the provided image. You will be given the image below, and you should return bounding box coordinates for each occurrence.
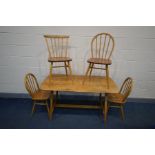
[40,74,119,93]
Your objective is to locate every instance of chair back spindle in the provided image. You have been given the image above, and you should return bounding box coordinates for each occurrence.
[119,77,133,102]
[91,33,115,59]
[24,73,39,96]
[44,35,69,58]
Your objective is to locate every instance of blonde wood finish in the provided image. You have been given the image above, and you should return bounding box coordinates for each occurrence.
[88,58,112,65]
[107,77,133,120]
[56,104,101,109]
[40,74,119,122]
[48,57,72,62]
[84,33,115,88]
[44,35,69,38]
[49,92,55,119]
[40,74,118,93]
[24,73,52,118]
[44,35,72,77]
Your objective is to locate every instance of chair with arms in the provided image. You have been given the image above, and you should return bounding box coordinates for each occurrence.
[24,73,51,117]
[44,35,72,77]
[83,33,115,88]
[107,77,133,120]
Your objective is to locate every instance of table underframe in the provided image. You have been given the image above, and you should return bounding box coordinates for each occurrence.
[49,92,109,125]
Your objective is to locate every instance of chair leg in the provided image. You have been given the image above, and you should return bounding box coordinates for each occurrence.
[83,63,91,84]
[67,61,72,76]
[105,65,109,88]
[85,63,92,76]
[45,100,50,119]
[120,105,125,120]
[89,63,94,76]
[31,101,36,115]
[50,62,53,78]
[64,62,68,76]
[46,100,49,113]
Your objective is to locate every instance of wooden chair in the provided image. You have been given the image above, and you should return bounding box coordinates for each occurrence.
[24,73,51,117]
[83,33,115,88]
[107,77,133,120]
[44,35,72,77]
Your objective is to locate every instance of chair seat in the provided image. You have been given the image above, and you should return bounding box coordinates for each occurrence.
[32,90,51,100]
[48,57,72,62]
[87,58,112,65]
[107,93,125,104]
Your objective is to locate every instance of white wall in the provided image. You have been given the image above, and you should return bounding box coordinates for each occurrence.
[0,26,155,98]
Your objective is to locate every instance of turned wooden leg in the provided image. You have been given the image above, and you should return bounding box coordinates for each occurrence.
[83,63,91,84]
[89,63,94,76]
[50,62,53,78]
[31,101,36,115]
[67,61,72,76]
[105,65,109,89]
[104,93,108,127]
[44,100,49,118]
[46,100,49,112]
[49,92,54,120]
[120,105,125,120]
[64,62,68,76]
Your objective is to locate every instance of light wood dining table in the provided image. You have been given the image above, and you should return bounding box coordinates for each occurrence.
[40,74,118,125]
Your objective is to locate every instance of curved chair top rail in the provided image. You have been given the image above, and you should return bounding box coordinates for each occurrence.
[44,34,70,58]
[91,33,115,59]
[44,34,70,38]
[24,73,40,96]
[119,77,133,101]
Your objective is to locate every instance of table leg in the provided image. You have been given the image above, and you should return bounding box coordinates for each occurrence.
[49,92,54,120]
[104,93,108,126]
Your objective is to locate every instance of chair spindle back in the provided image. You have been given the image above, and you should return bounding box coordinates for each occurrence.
[24,73,39,96]
[119,77,133,102]
[44,35,69,58]
[91,33,115,59]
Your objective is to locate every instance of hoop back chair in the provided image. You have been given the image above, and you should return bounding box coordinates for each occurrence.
[107,77,133,120]
[44,35,72,77]
[84,33,115,88]
[24,73,51,117]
